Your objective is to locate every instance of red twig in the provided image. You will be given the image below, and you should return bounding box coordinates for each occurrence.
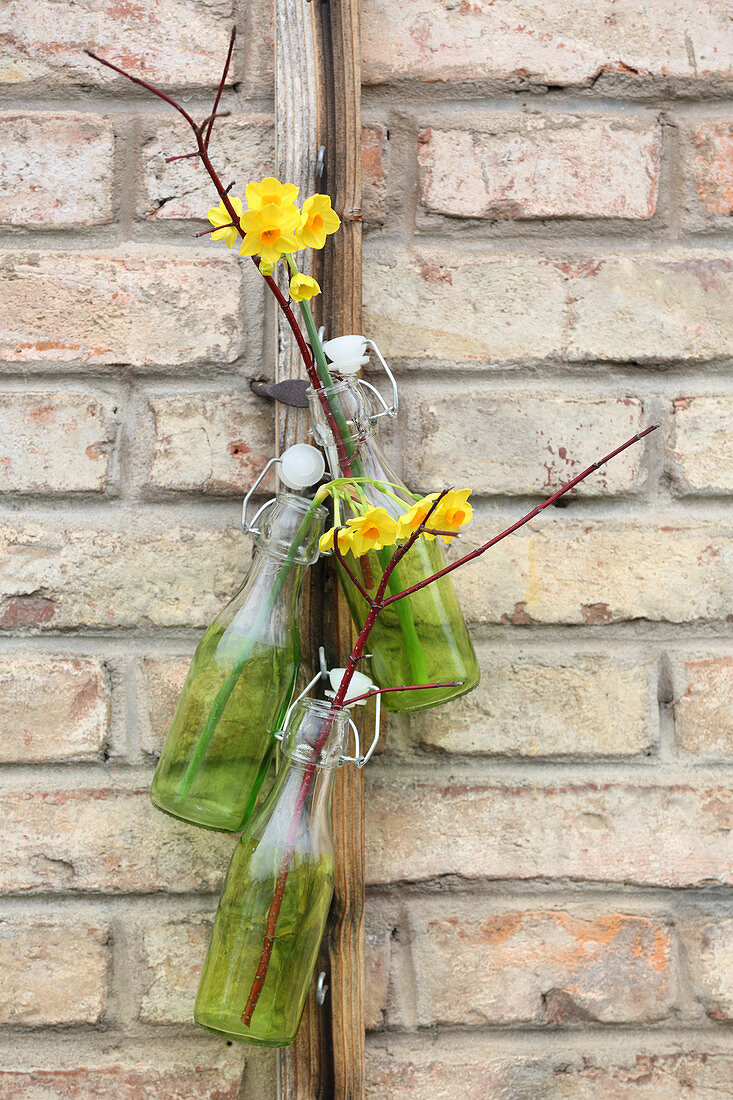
[195,222,235,237]
[205,26,236,148]
[165,151,200,163]
[344,680,464,706]
[384,424,659,607]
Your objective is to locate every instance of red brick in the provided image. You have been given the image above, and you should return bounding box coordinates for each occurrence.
[365,918,393,1031]
[0,1058,246,1100]
[0,922,109,1025]
[0,657,110,763]
[683,915,733,1020]
[0,393,116,493]
[140,916,212,1022]
[361,0,733,86]
[417,911,674,1025]
[693,121,733,215]
[0,113,113,227]
[0,522,246,631]
[418,654,651,758]
[139,656,192,755]
[671,395,733,492]
[365,1048,733,1100]
[365,780,733,887]
[140,116,274,220]
[404,391,645,495]
[0,1,237,89]
[147,393,273,494]
[362,125,389,224]
[419,119,661,220]
[0,250,248,367]
[0,788,235,893]
[674,657,733,758]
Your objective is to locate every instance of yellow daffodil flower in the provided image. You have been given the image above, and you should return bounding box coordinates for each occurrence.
[395,494,440,541]
[239,203,301,265]
[289,273,321,302]
[296,193,341,250]
[207,196,243,249]
[319,526,354,555]
[345,507,399,557]
[246,177,299,212]
[430,489,473,542]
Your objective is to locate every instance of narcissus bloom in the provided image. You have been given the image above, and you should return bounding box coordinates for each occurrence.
[207,196,243,249]
[296,193,341,250]
[430,489,473,542]
[246,177,299,212]
[345,507,399,557]
[239,203,300,265]
[395,494,440,541]
[319,526,354,555]
[289,273,321,302]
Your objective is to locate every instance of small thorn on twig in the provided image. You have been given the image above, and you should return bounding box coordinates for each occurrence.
[224,180,235,194]
[165,151,200,163]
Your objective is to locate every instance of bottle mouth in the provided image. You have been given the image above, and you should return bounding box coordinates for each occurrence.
[306,378,374,445]
[280,699,349,768]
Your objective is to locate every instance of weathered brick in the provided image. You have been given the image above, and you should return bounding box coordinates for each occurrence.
[418,654,651,757]
[683,915,733,1020]
[0,788,234,894]
[404,391,645,496]
[365,1049,733,1100]
[671,395,733,493]
[0,113,114,227]
[0,393,117,493]
[362,124,389,224]
[416,911,674,1026]
[693,121,733,216]
[0,1056,247,1100]
[448,520,732,626]
[0,1,237,88]
[0,522,247,631]
[140,656,192,755]
[363,251,567,362]
[140,915,211,1023]
[147,393,273,493]
[365,917,393,1032]
[0,922,109,1025]
[0,249,249,367]
[361,0,733,86]
[566,255,733,363]
[140,116,274,220]
[0,657,110,763]
[673,656,733,758]
[418,119,661,220]
[365,780,733,886]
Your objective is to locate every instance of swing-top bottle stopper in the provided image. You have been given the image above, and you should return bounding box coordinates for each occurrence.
[321,334,399,419]
[242,443,325,534]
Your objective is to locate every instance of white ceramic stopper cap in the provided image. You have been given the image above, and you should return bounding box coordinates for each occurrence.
[322,334,369,375]
[279,443,326,490]
[328,668,375,705]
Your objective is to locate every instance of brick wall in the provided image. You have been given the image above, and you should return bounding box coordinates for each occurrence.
[0,2,732,1098]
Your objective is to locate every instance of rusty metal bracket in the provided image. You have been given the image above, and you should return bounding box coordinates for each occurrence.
[250,378,311,408]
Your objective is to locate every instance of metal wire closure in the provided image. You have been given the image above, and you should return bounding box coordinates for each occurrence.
[241,457,280,535]
[362,339,399,419]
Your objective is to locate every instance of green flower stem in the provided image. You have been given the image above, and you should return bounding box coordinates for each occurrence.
[175,496,326,803]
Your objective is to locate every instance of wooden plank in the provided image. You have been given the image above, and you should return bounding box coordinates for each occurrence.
[275,1,365,1097]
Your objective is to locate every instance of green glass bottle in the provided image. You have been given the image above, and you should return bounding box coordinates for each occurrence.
[150,487,326,833]
[307,369,480,712]
[194,698,349,1046]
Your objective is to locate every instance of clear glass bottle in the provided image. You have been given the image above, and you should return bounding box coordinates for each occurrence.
[194,698,348,1046]
[307,374,480,712]
[150,491,326,833]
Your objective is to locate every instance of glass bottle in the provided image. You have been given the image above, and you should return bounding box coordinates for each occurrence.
[307,368,480,713]
[150,488,326,833]
[194,698,349,1046]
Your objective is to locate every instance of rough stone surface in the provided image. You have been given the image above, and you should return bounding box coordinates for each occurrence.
[0,250,248,367]
[364,916,393,1032]
[140,116,275,220]
[147,393,274,493]
[362,124,389,223]
[365,779,733,887]
[0,522,248,631]
[683,915,733,1021]
[670,395,733,493]
[418,119,661,220]
[673,656,733,758]
[418,911,674,1025]
[693,121,733,216]
[0,788,235,894]
[140,656,193,755]
[0,1058,247,1100]
[140,916,212,1023]
[0,1,237,88]
[404,391,645,495]
[0,657,110,762]
[361,0,733,86]
[0,922,109,1025]
[0,113,114,227]
[417,654,651,757]
[0,393,117,493]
